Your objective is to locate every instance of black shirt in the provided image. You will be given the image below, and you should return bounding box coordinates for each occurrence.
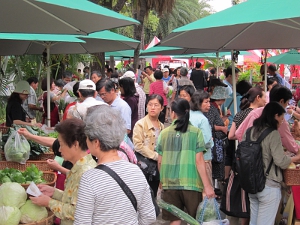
[190,69,206,90]
[6,100,26,127]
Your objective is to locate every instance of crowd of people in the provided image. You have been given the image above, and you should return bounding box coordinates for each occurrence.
[5,62,300,225]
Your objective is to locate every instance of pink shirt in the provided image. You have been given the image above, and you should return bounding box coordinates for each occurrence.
[149,81,168,106]
[235,107,299,153]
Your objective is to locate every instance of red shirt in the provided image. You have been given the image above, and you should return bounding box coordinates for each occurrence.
[149,81,168,106]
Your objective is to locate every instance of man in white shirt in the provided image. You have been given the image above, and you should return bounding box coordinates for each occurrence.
[96,78,132,135]
[67,79,106,120]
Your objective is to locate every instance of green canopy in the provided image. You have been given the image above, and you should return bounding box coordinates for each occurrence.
[161,0,300,51]
[105,50,135,58]
[172,51,250,59]
[267,50,300,65]
[139,46,220,56]
[0,0,138,35]
[0,31,139,56]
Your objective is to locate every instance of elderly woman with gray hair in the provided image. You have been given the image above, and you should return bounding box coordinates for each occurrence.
[74,105,156,225]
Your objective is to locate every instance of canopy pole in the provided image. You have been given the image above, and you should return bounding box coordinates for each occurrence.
[46,45,51,127]
[264,49,268,92]
[216,52,219,77]
[231,50,237,115]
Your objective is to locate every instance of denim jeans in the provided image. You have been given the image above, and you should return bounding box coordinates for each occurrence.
[248,185,281,225]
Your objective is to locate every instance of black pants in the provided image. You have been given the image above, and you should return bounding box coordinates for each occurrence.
[158,106,167,124]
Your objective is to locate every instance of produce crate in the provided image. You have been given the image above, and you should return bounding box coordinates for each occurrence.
[0,151,55,161]
[0,126,9,134]
[0,161,53,171]
[19,209,54,225]
[284,169,300,186]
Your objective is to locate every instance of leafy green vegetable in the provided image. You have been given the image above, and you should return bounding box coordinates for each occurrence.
[0,206,22,225]
[0,183,27,208]
[48,132,58,139]
[0,165,45,184]
[20,200,48,223]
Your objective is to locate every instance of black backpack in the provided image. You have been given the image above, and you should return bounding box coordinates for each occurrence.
[235,127,274,194]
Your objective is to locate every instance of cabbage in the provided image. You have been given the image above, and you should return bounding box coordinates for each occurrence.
[0,206,21,225]
[0,182,27,208]
[20,200,48,223]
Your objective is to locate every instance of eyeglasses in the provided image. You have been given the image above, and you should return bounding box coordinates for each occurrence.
[148,104,161,108]
[98,92,108,98]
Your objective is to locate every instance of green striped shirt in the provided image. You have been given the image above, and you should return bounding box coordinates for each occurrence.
[156,122,206,192]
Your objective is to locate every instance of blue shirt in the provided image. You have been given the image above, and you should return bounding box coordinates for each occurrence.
[111,96,132,130]
[223,79,232,96]
[274,73,285,86]
[162,76,171,84]
[189,110,213,161]
[221,93,242,130]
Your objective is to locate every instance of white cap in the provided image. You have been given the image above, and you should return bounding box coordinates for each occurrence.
[120,71,136,80]
[79,79,96,90]
[162,68,169,72]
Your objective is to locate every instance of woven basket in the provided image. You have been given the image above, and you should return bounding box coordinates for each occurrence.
[21,172,57,189]
[0,161,53,171]
[0,151,55,161]
[0,126,9,134]
[0,172,57,188]
[19,210,54,225]
[284,169,300,186]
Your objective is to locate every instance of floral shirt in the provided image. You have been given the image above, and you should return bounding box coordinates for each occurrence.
[48,154,97,225]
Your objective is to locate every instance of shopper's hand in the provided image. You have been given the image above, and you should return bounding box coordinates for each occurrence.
[17,128,32,139]
[37,184,55,197]
[47,159,62,172]
[203,185,215,199]
[30,194,51,207]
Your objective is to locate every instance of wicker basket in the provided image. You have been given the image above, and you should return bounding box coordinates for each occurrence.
[0,161,53,171]
[0,151,55,161]
[20,172,57,189]
[284,169,300,186]
[19,210,54,225]
[0,126,9,134]
[0,171,57,188]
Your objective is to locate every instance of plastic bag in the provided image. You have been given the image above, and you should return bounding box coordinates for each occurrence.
[196,197,221,223]
[4,131,30,164]
[202,219,230,225]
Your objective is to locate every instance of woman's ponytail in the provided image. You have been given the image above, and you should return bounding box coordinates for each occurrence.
[171,99,190,133]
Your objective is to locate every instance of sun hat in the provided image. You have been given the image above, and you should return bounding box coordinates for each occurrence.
[210,86,230,100]
[120,71,136,80]
[162,68,169,73]
[78,79,96,90]
[14,80,30,94]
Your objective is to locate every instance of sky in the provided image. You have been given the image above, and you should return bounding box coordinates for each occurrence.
[208,0,232,12]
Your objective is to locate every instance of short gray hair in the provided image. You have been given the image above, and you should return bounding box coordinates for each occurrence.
[84,105,126,151]
[180,67,188,76]
[92,71,102,78]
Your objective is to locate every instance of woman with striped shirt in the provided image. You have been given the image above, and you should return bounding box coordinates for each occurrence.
[74,105,156,225]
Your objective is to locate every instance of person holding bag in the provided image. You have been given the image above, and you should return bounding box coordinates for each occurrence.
[157,98,214,225]
[133,94,164,197]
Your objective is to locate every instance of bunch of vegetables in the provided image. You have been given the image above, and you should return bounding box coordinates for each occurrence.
[0,164,45,184]
[0,182,48,225]
[4,125,50,158]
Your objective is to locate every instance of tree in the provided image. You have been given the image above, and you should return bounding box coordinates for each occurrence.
[154,0,211,41]
[132,0,175,70]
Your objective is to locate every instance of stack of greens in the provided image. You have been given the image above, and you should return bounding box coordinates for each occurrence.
[0,164,45,184]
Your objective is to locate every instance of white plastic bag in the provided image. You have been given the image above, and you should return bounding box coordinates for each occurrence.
[202,219,230,225]
[4,131,30,164]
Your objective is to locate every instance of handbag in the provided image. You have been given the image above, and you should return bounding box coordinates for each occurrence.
[95,164,160,217]
[135,151,158,180]
[211,125,227,163]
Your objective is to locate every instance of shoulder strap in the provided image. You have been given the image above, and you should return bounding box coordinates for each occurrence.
[227,99,234,109]
[245,127,252,141]
[95,164,137,212]
[256,127,275,143]
[118,148,131,162]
